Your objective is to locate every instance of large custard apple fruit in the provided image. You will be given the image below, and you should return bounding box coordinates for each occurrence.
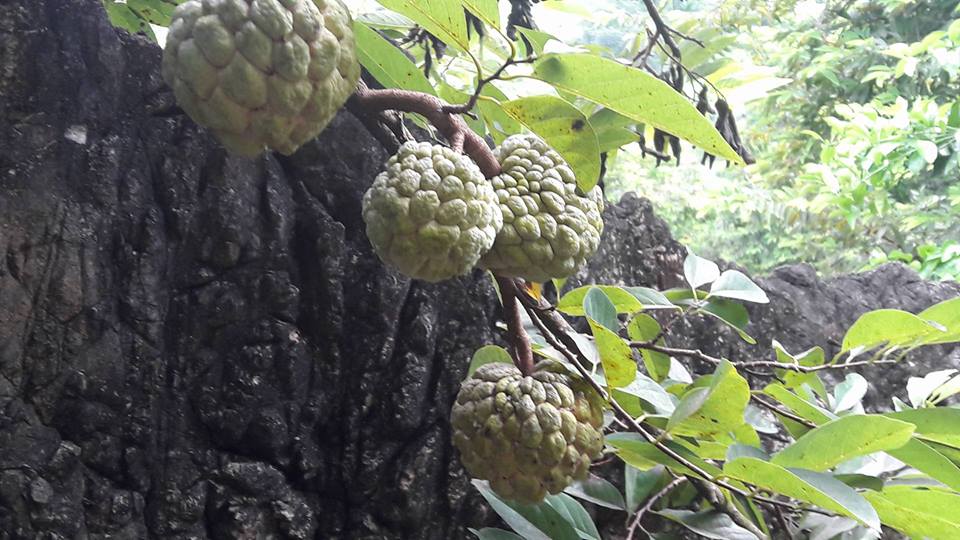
[480,134,604,282]
[451,360,605,504]
[161,0,361,156]
[361,142,503,282]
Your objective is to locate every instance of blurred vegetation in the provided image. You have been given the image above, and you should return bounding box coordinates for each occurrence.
[590,0,960,280]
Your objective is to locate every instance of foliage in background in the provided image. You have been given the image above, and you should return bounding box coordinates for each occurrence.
[603,0,960,280]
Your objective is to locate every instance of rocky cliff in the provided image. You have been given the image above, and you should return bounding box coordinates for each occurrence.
[1,1,957,538]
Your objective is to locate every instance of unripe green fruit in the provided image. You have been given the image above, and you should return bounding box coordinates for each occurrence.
[451,360,605,504]
[362,142,503,282]
[480,134,605,282]
[161,0,361,156]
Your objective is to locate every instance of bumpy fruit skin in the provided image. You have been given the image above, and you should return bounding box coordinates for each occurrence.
[451,360,605,504]
[480,134,604,282]
[161,0,361,156]
[361,142,503,282]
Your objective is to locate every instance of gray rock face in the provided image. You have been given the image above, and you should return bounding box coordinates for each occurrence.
[0,1,957,539]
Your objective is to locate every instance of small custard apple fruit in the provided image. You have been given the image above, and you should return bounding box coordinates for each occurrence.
[480,134,605,282]
[361,142,503,282]
[451,360,605,504]
[161,0,361,156]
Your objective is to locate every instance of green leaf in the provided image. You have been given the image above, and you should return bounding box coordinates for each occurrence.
[656,510,759,540]
[532,54,743,164]
[763,383,835,426]
[907,369,957,408]
[498,96,601,192]
[708,270,769,304]
[832,474,883,492]
[832,373,867,413]
[625,465,665,513]
[103,2,156,40]
[459,0,499,31]
[918,296,960,344]
[595,126,641,153]
[354,22,437,96]
[627,314,671,381]
[587,319,635,388]
[886,408,960,448]
[701,300,756,345]
[611,372,676,415]
[841,309,945,354]
[472,480,577,540]
[887,438,960,491]
[470,528,525,540]
[565,474,626,510]
[622,286,675,309]
[723,458,880,530]
[608,433,724,477]
[544,494,600,540]
[583,287,618,332]
[377,0,469,50]
[467,346,512,377]
[668,360,750,438]
[477,84,522,143]
[683,252,721,289]
[771,415,915,471]
[515,27,557,55]
[668,387,711,432]
[557,286,644,315]
[127,0,179,26]
[864,486,960,539]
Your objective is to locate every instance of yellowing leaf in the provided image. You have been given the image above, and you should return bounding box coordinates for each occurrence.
[533,54,743,165]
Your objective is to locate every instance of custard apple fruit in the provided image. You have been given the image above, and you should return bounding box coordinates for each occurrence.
[480,134,604,282]
[161,0,361,156]
[451,360,605,504]
[362,142,503,282]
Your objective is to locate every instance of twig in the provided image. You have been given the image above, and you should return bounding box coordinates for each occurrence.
[638,0,681,58]
[751,395,818,429]
[693,480,768,539]
[442,55,536,115]
[773,504,792,537]
[629,341,899,374]
[497,275,534,375]
[626,477,687,539]
[631,28,661,69]
[350,81,501,177]
[666,26,706,48]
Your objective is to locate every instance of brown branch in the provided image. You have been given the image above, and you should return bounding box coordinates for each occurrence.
[629,341,899,374]
[442,55,536,115]
[638,0,681,58]
[751,395,818,429]
[497,275,534,376]
[350,81,501,178]
[626,477,687,539]
[631,28,661,69]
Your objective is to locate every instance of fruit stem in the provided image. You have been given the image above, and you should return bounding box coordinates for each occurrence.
[350,81,501,178]
[495,275,535,376]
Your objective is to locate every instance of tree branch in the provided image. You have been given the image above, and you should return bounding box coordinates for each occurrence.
[638,0,681,58]
[629,341,898,374]
[626,477,686,539]
[350,81,501,178]
[442,55,535,115]
[496,275,534,376]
